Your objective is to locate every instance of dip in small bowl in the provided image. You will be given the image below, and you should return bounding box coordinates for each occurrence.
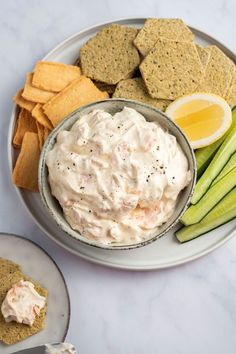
[39,99,196,250]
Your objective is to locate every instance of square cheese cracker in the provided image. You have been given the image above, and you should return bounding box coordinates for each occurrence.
[13,89,36,112]
[43,76,108,127]
[32,61,81,92]
[13,108,37,148]
[22,73,56,104]
[36,122,45,150]
[32,103,53,130]
[12,132,40,192]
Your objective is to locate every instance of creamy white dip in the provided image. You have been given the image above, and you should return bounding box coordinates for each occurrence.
[46,107,191,245]
[1,280,46,326]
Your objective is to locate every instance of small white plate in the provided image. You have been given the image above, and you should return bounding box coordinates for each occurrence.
[0,233,70,354]
[8,18,236,270]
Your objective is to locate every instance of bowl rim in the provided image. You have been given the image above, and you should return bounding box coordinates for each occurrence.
[38,98,197,250]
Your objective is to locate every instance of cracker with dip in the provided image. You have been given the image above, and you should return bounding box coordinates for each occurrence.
[0,258,47,345]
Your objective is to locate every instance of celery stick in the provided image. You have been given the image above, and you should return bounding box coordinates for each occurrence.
[176,187,236,242]
[192,125,236,204]
[195,107,236,177]
[212,152,236,186]
[181,167,236,225]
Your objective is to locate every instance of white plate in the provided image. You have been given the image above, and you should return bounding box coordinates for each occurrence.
[0,233,70,354]
[8,18,236,270]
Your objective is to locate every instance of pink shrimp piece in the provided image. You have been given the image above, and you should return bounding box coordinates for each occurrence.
[33,305,40,316]
[64,200,74,207]
[132,204,161,229]
[81,174,92,183]
[118,142,131,159]
[143,133,154,151]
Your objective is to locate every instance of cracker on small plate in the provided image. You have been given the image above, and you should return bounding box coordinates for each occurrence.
[113,77,171,111]
[140,38,204,100]
[32,103,53,130]
[80,24,140,84]
[134,18,194,56]
[0,270,47,345]
[22,73,56,104]
[43,76,108,127]
[13,108,37,148]
[13,89,36,112]
[12,132,40,192]
[32,61,81,92]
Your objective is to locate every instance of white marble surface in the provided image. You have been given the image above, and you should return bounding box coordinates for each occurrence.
[0,0,236,353]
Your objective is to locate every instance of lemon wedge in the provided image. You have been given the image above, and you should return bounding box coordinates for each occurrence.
[165,93,232,149]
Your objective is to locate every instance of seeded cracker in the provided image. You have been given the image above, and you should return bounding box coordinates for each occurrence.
[198,45,235,97]
[0,258,21,277]
[36,122,45,150]
[43,76,108,127]
[226,84,236,106]
[12,132,40,192]
[113,78,171,111]
[134,18,194,56]
[22,73,56,104]
[32,104,53,130]
[0,270,47,345]
[196,45,211,69]
[13,89,36,112]
[13,108,37,148]
[225,66,236,106]
[140,38,203,100]
[80,24,140,84]
[32,61,81,92]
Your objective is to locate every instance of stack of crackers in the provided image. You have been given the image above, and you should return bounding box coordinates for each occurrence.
[0,258,47,345]
[12,62,109,191]
[78,19,235,107]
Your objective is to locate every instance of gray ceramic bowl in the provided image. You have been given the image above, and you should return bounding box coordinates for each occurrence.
[39,99,196,250]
